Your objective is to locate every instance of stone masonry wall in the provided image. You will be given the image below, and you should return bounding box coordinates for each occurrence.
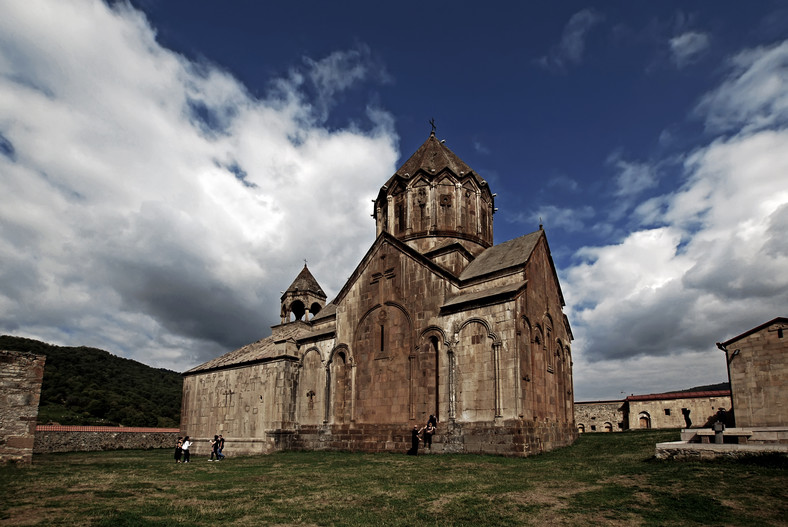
[627,395,731,430]
[34,426,179,454]
[728,320,788,427]
[0,350,45,464]
[574,401,625,432]
[290,419,577,457]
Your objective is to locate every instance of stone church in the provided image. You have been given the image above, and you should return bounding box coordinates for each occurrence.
[181,131,577,456]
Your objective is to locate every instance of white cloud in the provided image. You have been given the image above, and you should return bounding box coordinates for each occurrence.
[566,40,788,398]
[513,205,595,233]
[0,0,398,370]
[696,40,788,133]
[607,152,660,198]
[538,8,605,71]
[669,31,710,68]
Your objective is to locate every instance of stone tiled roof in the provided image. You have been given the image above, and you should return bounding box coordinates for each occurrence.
[283,264,326,298]
[459,230,542,281]
[311,301,337,321]
[185,323,305,374]
[395,132,475,178]
[626,390,731,402]
[441,282,526,312]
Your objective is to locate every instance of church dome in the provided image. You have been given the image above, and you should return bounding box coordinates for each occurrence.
[373,131,495,257]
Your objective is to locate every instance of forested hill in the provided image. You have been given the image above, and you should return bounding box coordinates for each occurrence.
[0,335,182,428]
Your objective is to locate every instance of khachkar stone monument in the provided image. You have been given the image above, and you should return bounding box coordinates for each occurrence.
[0,350,46,464]
[181,130,577,456]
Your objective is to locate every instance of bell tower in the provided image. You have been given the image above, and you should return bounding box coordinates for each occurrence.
[280,264,326,324]
[373,131,495,259]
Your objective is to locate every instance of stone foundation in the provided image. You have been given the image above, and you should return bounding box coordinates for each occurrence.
[189,420,577,457]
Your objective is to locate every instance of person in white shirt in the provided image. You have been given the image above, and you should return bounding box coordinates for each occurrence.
[181,436,192,463]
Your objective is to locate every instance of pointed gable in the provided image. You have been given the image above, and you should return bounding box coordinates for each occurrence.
[459,231,543,281]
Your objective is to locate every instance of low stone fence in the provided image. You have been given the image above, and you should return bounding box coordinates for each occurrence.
[655,440,788,461]
[34,425,180,454]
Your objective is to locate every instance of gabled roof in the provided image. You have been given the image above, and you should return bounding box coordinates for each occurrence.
[184,322,306,375]
[722,317,788,346]
[282,264,326,300]
[626,390,731,402]
[441,282,527,314]
[332,231,462,306]
[310,301,337,322]
[459,230,542,281]
[423,241,476,262]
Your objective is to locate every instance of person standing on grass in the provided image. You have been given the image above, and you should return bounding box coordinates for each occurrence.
[174,436,183,463]
[181,436,192,463]
[407,425,421,455]
[217,435,225,460]
[209,435,219,461]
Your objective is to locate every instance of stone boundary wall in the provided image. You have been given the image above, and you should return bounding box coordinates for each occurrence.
[34,426,180,454]
[0,350,46,465]
[574,401,624,432]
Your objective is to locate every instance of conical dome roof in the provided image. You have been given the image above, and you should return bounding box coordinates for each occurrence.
[394,131,475,179]
[283,264,326,299]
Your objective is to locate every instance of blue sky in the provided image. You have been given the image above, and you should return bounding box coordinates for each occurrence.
[1,1,787,400]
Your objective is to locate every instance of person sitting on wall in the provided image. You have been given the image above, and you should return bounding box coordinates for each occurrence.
[423,422,435,450]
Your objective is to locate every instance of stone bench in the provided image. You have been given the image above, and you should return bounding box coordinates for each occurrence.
[683,428,753,444]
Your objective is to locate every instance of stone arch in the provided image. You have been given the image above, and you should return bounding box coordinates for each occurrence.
[297,347,325,425]
[577,423,585,433]
[531,324,546,419]
[410,178,431,233]
[436,174,458,231]
[286,299,306,322]
[352,303,413,423]
[638,411,651,429]
[455,318,499,421]
[543,314,555,372]
[555,337,567,421]
[308,302,322,319]
[416,327,446,424]
[326,346,351,424]
[604,422,613,432]
[457,317,499,344]
[519,316,533,419]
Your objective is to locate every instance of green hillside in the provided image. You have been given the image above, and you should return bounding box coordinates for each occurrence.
[0,335,182,428]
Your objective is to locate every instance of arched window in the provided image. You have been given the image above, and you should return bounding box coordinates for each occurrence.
[289,300,305,321]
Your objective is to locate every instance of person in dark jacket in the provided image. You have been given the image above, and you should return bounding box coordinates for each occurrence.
[406,426,421,455]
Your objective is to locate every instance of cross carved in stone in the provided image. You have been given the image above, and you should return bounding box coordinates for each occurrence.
[223,389,235,407]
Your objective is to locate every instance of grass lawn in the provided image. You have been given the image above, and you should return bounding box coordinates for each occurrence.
[1,429,786,526]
